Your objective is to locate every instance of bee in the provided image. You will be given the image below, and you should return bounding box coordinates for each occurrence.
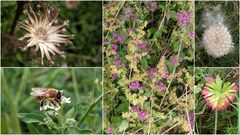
[31,88,63,108]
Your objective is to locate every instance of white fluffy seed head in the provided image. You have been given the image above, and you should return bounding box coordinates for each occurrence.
[202,10,233,58]
[202,24,233,57]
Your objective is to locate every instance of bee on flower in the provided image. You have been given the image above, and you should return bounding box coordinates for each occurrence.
[31,88,71,115]
[18,4,73,65]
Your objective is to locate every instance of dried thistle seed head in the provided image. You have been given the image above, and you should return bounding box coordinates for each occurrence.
[18,5,73,65]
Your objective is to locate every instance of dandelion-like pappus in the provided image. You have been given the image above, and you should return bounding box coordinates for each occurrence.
[18,5,73,65]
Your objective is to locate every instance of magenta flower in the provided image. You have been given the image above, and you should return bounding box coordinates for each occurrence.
[144,2,157,12]
[112,73,117,81]
[176,10,192,26]
[156,82,166,91]
[107,126,112,134]
[131,105,139,112]
[113,33,125,45]
[129,81,144,90]
[126,28,133,36]
[124,7,133,14]
[114,54,121,67]
[204,76,214,84]
[112,44,118,53]
[169,55,183,65]
[147,68,156,77]
[139,110,147,121]
[188,30,194,38]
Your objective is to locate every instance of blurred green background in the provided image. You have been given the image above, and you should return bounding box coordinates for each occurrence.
[1,1,102,67]
[1,68,102,134]
[195,1,239,67]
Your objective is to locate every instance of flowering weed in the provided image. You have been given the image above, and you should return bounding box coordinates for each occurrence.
[104,1,194,134]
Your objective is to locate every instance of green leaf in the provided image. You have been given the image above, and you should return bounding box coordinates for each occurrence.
[118,120,129,132]
[117,79,125,86]
[69,126,93,134]
[173,41,180,53]
[118,96,127,102]
[165,60,174,72]
[65,104,77,118]
[17,113,44,123]
[27,124,40,134]
[116,103,128,112]
[140,57,148,69]
[153,31,162,39]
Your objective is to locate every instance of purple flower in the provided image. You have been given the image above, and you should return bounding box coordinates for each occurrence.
[112,44,118,53]
[107,126,112,134]
[169,55,183,65]
[147,68,156,77]
[113,33,125,45]
[112,73,117,81]
[124,6,138,21]
[188,30,195,38]
[124,7,133,14]
[127,29,133,36]
[114,54,121,67]
[139,110,147,121]
[156,82,166,91]
[144,2,157,12]
[176,10,192,26]
[131,105,139,112]
[129,81,144,90]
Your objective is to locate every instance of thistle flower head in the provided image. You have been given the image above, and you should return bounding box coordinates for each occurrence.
[18,5,73,65]
[201,75,238,111]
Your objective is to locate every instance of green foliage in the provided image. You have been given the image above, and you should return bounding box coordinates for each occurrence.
[1,1,102,67]
[1,68,102,134]
[104,1,194,134]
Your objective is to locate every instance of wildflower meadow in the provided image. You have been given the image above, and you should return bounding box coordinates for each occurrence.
[103,1,194,134]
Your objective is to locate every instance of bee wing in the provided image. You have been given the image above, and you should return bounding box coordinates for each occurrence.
[31,88,47,96]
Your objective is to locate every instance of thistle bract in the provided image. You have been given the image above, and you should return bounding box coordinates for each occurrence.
[201,75,238,111]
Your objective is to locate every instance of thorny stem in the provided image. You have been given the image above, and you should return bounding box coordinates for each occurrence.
[10,1,27,35]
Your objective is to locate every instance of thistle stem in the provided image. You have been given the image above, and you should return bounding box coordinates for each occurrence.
[214,110,218,134]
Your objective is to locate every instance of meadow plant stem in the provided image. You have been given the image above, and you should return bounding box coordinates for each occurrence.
[71,69,80,102]
[158,41,182,111]
[214,110,218,134]
[238,92,240,134]
[77,94,103,127]
[1,71,21,133]
[15,68,29,103]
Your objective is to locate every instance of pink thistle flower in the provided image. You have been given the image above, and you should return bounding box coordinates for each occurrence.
[144,2,157,12]
[201,75,238,111]
[176,10,192,26]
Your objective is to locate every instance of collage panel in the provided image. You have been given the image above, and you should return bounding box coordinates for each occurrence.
[195,68,239,134]
[1,1,102,67]
[103,1,194,134]
[1,68,102,134]
[195,1,239,67]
